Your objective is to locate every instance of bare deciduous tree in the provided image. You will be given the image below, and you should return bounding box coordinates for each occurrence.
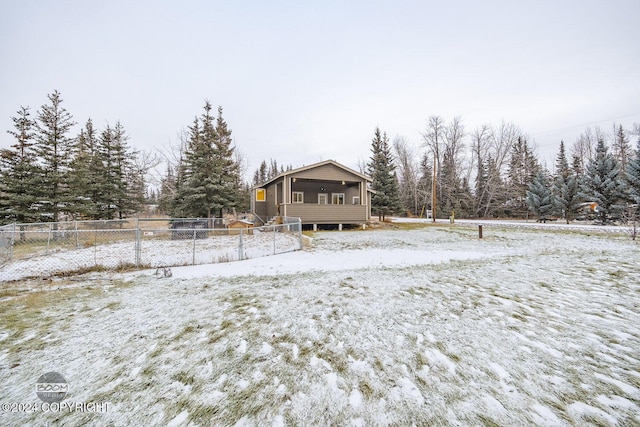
[571,127,607,174]
[421,115,446,175]
[490,120,522,173]
[612,123,631,172]
[393,135,420,215]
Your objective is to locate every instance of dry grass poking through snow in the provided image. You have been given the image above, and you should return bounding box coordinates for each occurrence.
[1,224,639,426]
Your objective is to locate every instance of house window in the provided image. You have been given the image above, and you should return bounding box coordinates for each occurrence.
[318,193,328,205]
[255,189,266,202]
[332,193,345,205]
[353,196,360,205]
[292,191,304,203]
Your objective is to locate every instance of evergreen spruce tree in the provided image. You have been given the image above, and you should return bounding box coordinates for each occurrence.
[170,150,189,218]
[213,106,241,217]
[417,153,433,218]
[626,137,640,206]
[474,157,488,218]
[456,177,474,217]
[526,170,554,221]
[269,159,279,179]
[99,124,124,219]
[127,158,147,217]
[188,102,222,218]
[613,124,631,172]
[438,149,460,217]
[171,102,240,218]
[579,138,625,223]
[367,127,401,221]
[481,156,507,217]
[253,160,268,185]
[172,117,205,217]
[96,122,139,219]
[68,119,103,219]
[111,122,139,218]
[33,90,76,223]
[0,106,40,224]
[507,137,540,217]
[552,141,581,223]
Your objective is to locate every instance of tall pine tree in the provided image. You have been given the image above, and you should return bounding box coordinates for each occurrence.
[626,136,640,206]
[213,106,241,217]
[98,122,129,219]
[552,141,581,223]
[253,160,269,185]
[526,170,554,221]
[367,127,401,221]
[507,137,540,217]
[417,153,433,217]
[33,90,76,223]
[0,106,40,224]
[176,110,215,218]
[68,118,103,219]
[613,124,631,172]
[579,138,625,223]
[171,102,241,218]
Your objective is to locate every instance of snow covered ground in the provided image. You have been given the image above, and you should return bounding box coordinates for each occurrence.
[0,229,301,282]
[1,223,639,426]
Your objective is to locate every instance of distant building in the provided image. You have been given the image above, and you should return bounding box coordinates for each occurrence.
[251,160,373,229]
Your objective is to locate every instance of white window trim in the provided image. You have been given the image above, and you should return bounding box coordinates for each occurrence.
[292,191,304,203]
[332,193,345,205]
[318,193,328,205]
[352,196,360,205]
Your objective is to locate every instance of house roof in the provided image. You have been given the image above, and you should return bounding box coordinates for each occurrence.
[254,159,372,189]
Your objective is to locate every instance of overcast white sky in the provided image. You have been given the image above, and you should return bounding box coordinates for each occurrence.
[1,0,639,180]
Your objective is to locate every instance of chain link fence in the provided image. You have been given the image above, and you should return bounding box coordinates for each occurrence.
[0,217,302,282]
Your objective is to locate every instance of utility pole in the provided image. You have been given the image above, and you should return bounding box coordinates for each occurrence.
[432,151,437,222]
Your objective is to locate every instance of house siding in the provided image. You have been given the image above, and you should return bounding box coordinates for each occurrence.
[284,204,368,224]
[292,163,362,182]
[252,160,372,224]
[290,181,361,204]
[254,201,268,220]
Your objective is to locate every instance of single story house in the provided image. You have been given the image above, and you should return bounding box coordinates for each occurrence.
[251,160,373,229]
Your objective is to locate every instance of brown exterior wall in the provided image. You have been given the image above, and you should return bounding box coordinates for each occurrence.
[252,161,372,225]
[290,181,361,204]
[292,163,361,181]
[284,204,368,224]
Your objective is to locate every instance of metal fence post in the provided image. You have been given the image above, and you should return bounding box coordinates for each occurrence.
[94,221,98,266]
[298,218,302,249]
[238,228,244,261]
[75,221,79,248]
[273,224,277,255]
[46,223,52,254]
[10,222,16,260]
[192,228,197,265]
[135,220,141,267]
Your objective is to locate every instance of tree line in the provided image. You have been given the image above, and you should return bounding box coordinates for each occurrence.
[0,91,148,225]
[3,93,639,226]
[0,93,253,225]
[367,116,640,224]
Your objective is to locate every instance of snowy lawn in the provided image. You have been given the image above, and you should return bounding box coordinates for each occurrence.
[1,223,639,426]
[0,230,300,282]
